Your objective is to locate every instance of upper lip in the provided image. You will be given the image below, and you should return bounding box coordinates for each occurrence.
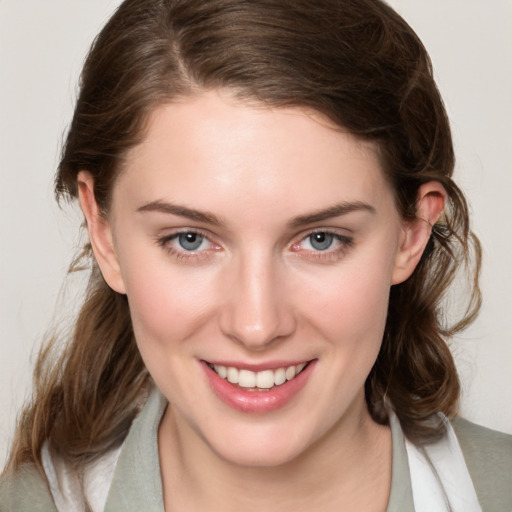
[202,359,314,372]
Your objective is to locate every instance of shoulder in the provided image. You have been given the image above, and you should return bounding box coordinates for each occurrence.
[0,465,58,512]
[452,417,512,511]
[453,417,512,471]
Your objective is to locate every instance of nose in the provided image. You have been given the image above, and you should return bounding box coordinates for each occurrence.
[219,252,296,350]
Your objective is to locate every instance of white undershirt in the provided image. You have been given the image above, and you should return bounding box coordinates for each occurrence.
[403,414,481,512]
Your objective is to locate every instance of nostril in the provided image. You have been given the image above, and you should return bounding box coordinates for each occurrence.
[218,306,297,350]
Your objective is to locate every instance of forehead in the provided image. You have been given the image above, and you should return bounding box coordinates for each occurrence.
[114,90,393,217]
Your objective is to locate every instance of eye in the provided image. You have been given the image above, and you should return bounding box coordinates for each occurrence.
[290,230,353,261]
[306,232,335,251]
[176,232,206,251]
[157,229,220,261]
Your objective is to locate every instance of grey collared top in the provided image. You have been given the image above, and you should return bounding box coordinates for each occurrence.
[1,387,510,511]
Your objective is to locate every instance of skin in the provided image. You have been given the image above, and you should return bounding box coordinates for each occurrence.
[79,89,445,511]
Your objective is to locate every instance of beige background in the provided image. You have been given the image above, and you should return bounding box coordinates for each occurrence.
[1,0,511,465]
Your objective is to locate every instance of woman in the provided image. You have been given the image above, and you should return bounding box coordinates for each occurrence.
[1,0,510,511]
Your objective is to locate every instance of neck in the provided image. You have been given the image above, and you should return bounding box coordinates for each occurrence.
[158,397,392,512]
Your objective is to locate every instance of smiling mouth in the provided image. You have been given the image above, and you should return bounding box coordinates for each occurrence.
[206,362,310,391]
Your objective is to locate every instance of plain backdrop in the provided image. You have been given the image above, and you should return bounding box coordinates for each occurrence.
[1,0,511,466]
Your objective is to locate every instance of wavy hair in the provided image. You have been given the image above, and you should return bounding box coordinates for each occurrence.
[6,0,481,475]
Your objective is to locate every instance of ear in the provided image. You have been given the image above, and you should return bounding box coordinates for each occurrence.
[391,181,446,285]
[77,171,126,294]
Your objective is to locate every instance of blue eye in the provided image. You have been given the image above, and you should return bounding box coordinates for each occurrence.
[292,230,354,260]
[157,230,221,262]
[177,232,204,251]
[308,232,334,251]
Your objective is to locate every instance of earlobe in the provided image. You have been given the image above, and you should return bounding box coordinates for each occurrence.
[391,181,446,285]
[77,171,126,294]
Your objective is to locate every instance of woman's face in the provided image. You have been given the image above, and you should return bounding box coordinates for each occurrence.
[101,90,409,466]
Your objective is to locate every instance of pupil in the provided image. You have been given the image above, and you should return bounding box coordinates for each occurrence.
[310,232,333,251]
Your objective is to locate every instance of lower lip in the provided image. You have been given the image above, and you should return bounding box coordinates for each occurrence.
[201,360,316,413]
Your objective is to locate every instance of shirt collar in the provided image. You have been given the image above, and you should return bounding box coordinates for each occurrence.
[105,387,415,511]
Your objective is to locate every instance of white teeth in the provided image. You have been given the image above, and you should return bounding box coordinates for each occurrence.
[256,370,275,389]
[285,366,296,380]
[227,367,238,384]
[211,362,308,389]
[238,369,256,388]
[296,362,306,373]
[274,368,286,386]
[214,365,227,379]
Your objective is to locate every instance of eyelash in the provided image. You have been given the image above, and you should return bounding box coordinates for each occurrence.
[156,229,354,262]
[291,230,354,261]
[156,229,218,262]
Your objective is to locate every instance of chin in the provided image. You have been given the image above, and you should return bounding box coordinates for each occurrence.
[218,443,305,468]
[203,421,315,468]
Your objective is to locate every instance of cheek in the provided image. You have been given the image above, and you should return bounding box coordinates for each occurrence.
[301,253,394,344]
[309,275,390,384]
[301,261,393,412]
[119,251,217,350]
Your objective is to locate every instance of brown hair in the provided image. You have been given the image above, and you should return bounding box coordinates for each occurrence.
[6,0,481,475]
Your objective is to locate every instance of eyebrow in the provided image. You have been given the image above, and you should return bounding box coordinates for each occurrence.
[288,201,376,227]
[137,201,223,226]
[137,199,375,227]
